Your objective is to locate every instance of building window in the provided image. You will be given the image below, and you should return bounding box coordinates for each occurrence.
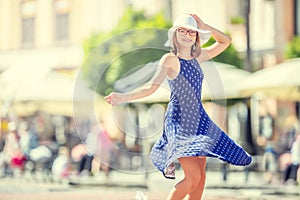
[21,0,36,47]
[55,13,69,41]
[22,17,35,47]
[54,0,70,43]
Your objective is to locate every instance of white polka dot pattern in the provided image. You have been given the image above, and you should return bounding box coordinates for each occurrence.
[150,58,252,179]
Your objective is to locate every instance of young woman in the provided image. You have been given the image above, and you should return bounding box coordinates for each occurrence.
[105,14,252,200]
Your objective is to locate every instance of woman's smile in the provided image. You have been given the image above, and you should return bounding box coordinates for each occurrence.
[182,38,193,42]
[178,36,195,47]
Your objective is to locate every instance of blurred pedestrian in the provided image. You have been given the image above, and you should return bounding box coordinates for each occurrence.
[283,134,300,185]
[76,148,93,176]
[76,123,113,177]
[52,146,71,179]
[262,142,278,184]
[0,122,24,176]
[18,121,39,159]
[278,116,299,154]
[105,13,252,199]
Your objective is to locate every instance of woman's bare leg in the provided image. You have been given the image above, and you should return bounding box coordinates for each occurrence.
[166,157,203,200]
[185,157,207,200]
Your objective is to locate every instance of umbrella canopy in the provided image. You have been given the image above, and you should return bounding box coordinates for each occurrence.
[0,45,85,116]
[201,61,251,100]
[240,58,300,101]
[115,60,251,103]
[14,72,75,102]
[2,71,99,116]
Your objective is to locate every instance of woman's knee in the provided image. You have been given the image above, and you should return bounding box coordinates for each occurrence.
[185,173,202,191]
[179,157,206,191]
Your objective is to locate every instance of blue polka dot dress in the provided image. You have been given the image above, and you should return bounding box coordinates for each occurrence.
[150,58,252,179]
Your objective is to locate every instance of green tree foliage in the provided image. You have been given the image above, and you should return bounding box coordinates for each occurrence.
[285,36,300,59]
[203,37,243,69]
[82,8,171,96]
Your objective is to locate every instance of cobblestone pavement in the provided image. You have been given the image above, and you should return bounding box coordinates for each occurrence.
[0,170,300,200]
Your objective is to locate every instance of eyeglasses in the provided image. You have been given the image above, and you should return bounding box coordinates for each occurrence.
[177,28,197,36]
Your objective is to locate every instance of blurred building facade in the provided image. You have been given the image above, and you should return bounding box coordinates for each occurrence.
[0,0,298,69]
[0,0,127,50]
[0,0,299,157]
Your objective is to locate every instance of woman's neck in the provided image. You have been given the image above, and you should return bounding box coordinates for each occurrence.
[177,48,193,60]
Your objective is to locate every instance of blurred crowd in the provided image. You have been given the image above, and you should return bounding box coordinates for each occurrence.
[260,116,300,185]
[0,112,118,181]
[1,111,300,186]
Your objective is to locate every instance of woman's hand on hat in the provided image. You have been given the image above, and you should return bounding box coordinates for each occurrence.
[190,14,206,30]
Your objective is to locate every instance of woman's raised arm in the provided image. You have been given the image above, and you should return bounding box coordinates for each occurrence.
[104,53,173,105]
[191,14,231,63]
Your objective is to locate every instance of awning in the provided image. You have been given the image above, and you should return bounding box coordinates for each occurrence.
[240,58,300,101]
[0,45,86,116]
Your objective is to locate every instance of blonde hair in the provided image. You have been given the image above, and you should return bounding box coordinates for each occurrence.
[171,31,202,58]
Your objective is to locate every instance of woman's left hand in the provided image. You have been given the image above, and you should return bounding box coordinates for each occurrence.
[104,92,128,105]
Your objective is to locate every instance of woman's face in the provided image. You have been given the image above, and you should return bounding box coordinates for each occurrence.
[176,28,197,48]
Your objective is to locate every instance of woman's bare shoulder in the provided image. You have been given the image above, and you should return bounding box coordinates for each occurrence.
[160,53,179,67]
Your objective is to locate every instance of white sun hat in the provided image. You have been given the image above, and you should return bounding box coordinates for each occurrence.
[164,14,211,47]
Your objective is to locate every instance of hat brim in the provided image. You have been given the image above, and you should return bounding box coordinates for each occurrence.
[164,26,211,47]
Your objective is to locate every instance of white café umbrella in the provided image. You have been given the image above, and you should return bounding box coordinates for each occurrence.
[10,71,98,116]
[0,46,84,115]
[201,61,251,100]
[240,58,300,101]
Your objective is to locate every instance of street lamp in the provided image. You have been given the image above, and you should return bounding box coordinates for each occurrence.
[244,0,251,72]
